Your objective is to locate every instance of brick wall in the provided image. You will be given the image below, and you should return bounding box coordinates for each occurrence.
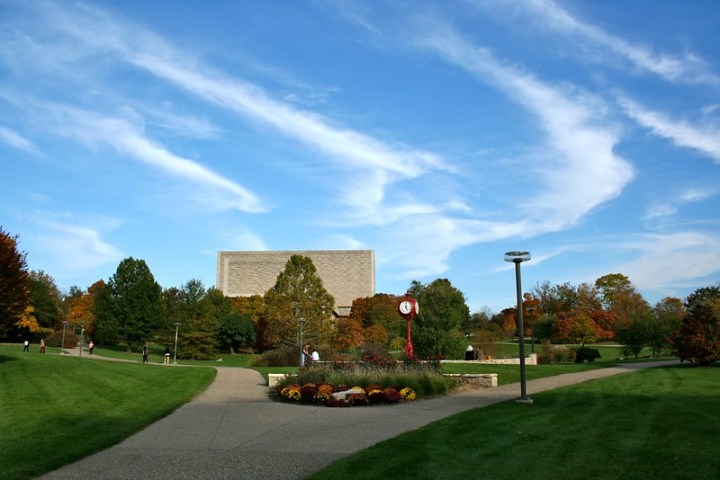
[216,250,375,307]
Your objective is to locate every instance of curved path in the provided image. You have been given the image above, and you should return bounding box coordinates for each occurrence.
[40,358,677,480]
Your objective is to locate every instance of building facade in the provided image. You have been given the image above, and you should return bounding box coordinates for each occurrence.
[216,250,375,311]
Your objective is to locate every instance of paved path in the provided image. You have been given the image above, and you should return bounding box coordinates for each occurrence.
[39,353,678,480]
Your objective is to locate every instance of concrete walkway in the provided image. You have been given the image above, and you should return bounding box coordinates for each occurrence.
[39,353,678,480]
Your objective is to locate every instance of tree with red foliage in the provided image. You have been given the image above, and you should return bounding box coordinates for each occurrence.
[673,286,720,366]
[0,227,31,340]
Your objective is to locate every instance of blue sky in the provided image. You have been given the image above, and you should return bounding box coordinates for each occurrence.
[1,0,719,313]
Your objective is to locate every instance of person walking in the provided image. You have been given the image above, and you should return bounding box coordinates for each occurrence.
[164,346,171,365]
[40,339,46,353]
[302,343,310,367]
[142,345,149,364]
[23,339,30,352]
[88,340,94,355]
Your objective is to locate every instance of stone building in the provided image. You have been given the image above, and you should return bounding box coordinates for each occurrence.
[216,250,375,315]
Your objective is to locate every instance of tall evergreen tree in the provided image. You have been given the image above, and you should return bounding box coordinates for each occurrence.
[94,257,163,351]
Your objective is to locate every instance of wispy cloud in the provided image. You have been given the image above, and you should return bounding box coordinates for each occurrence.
[38,1,448,217]
[0,125,40,154]
[28,213,124,274]
[644,187,716,220]
[30,100,267,214]
[410,19,634,229]
[619,96,720,163]
[617,232,720,289]
[507,0,719,85]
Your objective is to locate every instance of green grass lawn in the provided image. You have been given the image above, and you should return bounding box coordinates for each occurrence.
[308,364,720,480]
[0,344,215,480]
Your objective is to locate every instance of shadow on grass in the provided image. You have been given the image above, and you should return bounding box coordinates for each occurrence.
[0,354,18,364]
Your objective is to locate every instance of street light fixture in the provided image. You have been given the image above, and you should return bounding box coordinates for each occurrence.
[297,317,307,367]
[504,251,533,404]
[61,321,68,354]
[173,322,180,365]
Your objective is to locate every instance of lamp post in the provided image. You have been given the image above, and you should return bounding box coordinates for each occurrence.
[298,317,306,367]
[173,322,180,365]
[61,321,68,354]
[79,321,85,358]
[504,251,532,404]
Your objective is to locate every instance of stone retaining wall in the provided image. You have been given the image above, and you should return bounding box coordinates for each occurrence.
[442,353,537,366]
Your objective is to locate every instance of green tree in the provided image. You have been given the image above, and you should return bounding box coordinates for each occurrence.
[409,278,470,359]
[218,312,256,354]
[533,281,579,316]
[615,314,651,359]
[27,270,63,332]
[0,227,31,340]
[569,312,597,346]
[175,280,229,360]
[94,257,164,351]
[263,255,335,347]
[647,297,685,358]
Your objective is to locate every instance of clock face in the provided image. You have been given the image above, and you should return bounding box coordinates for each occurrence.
[399,300,413,315]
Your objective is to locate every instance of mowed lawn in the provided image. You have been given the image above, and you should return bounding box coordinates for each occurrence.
[309,364,720,480]
[0,345,215,480]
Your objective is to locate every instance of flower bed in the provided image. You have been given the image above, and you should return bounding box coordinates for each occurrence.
[277,382,417,407]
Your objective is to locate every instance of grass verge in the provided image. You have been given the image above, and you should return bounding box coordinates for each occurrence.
[308,364,720,479]
[0,345,215,480]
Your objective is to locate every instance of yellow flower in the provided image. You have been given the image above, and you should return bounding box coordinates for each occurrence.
[400,387,416,401]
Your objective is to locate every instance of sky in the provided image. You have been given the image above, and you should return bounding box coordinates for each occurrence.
[1,0,719,313]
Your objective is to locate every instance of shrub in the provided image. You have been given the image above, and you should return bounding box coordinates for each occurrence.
[538,341,577,364]
[45,330,79,349]
[251,345,299,367]
[574,346,601,363]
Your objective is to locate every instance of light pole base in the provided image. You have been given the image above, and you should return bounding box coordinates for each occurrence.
[516,397,534,404]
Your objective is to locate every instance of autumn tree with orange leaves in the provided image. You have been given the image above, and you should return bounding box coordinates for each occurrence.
[0,227,32,340]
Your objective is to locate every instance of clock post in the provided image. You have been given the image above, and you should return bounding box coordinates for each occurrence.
[398,292,419,359]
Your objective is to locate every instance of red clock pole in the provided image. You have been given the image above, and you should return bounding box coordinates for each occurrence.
[398,293,418,359]
[405,318,414,358]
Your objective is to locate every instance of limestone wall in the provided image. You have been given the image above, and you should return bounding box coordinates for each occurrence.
[216,250,375,307]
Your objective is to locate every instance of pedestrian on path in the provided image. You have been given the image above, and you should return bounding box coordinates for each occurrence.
[88,340,94,354]
[142,345,149,364]
[40,339,46,353]
[23,339,30,352]
[164,347,171,365]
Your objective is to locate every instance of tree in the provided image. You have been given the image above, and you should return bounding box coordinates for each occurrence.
[673,286,720,366]
[348,293,403,347]
[67,281,105,338]
[595,273,650,324]
[0,227,31,340]
[569,312,597,346]
[533,281,579,316]
[408,278,470,358]
[333,317,365,351]
[263,255,335,347]
[93,257,164,350]
[27,270,63,332]
[175,281,230,360]
[230,295,265,322]
[218,312,256,354]
[615,314,651,359]
[646,297,685,358]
